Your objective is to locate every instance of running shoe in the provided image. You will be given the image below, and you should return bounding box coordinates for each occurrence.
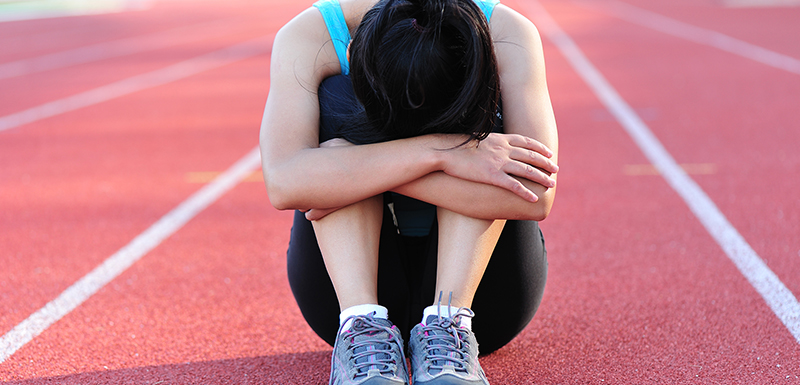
[408,308,489,385]
[329,313,409,385]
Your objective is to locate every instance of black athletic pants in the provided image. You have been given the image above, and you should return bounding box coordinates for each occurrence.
[284,75,548,355]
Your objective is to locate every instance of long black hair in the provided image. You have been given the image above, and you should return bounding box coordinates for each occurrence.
[346,0,500,143]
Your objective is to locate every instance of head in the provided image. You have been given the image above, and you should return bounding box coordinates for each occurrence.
[349,0,499,142]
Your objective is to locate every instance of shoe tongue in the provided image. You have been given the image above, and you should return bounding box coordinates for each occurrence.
[352,317,391,333]
[425,314,461,329]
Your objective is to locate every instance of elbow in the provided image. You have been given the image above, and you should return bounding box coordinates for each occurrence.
[508,179,555,221]
[527,203,551,222]
[511,204,549,222]
[530,191,555,221]
[262,169,296,211]
[266,189,291,211]
[514,193,554,222]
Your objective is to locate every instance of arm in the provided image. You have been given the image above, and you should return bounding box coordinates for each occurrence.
[392,5,559,221]
[261,5,556,216]
[259,9,496,211]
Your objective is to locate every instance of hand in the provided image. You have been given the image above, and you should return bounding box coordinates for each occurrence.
[440,133,558,202]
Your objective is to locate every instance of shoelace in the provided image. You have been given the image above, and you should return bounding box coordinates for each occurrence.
[332,313,408,380]
[422,293,476,373]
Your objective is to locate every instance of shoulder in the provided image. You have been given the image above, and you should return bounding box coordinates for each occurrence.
[271,0,377,81]
[489,4,541,44]
[489,4,545,79]
[271,6,341,84]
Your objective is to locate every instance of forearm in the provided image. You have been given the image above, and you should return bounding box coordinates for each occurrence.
[262,134,461,211]
[393,171,555,221]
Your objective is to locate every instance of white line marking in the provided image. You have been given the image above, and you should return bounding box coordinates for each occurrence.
[723,0,800,7]
[0,16,253,80]
[0,146,262,363]
[521,0,800,342]
[0,33,274,133]
[0,0,151,23]
[575,0,800,75]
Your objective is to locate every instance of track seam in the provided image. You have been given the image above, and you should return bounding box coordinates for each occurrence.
[521,0,800,343]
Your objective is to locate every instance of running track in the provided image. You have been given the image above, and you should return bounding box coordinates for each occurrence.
[1,0,799,383]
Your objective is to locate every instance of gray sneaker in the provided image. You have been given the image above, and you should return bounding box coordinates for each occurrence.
[329,314,409,385]
[408,309,489,385]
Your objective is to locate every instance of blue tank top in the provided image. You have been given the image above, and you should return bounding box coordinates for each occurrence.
[313,0,500,75]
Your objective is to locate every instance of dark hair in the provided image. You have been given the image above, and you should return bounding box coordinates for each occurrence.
[347,0,499,143]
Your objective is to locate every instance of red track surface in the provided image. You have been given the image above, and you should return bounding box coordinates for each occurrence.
[1,0,798,383]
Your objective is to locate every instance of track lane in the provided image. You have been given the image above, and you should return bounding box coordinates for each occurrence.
[0,35,279,341]
[542,0,800,303]
[2,0,799,383]
[485,0,800,382]
[0,180,320,382]
[603,0,800,59]
[486,44,799,384]
[0,26,274,119]
[0,1,238,62]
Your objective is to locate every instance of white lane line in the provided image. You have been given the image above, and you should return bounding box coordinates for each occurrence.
[575,0,800,75]
[0,146,262,363]
[0,33,274,133]
[723,0,800,7]
[521,0,800,342]
[0,0,150,23]
[0,16,253,80]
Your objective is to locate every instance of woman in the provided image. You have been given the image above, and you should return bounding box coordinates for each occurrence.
[259,0,558,383]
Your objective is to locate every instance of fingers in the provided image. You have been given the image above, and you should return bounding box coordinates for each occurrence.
[305,207,343,221]
[510,146,559,175]
[505,160,556,188]
[495,175,539,203]
[305,208,328,221]
[505,133,554,159]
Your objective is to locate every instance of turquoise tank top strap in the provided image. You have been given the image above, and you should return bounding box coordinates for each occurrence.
[313,0,351,75]
[314,0,499,76]
[474,0,500,22]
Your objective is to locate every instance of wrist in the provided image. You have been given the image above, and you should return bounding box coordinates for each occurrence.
[425,134,466,171]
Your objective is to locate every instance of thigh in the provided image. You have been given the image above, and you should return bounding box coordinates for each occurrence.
[470,220,548,355]
[286,210,341,346]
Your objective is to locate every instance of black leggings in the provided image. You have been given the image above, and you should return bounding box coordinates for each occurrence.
[284,75,548,355]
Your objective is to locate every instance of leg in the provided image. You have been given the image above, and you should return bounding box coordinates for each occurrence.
[415,215,548,355]
[311,194,384,310]
[471,220,548,354]
[286,137,387,346]
[287,197,413,346]
[434,207,506,308]
[409,208,503,385]
[311,194,410,385]
[286,209,341,346]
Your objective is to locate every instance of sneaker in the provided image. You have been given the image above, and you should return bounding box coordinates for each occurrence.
[408,308,489,385]
[329,313,409,385]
